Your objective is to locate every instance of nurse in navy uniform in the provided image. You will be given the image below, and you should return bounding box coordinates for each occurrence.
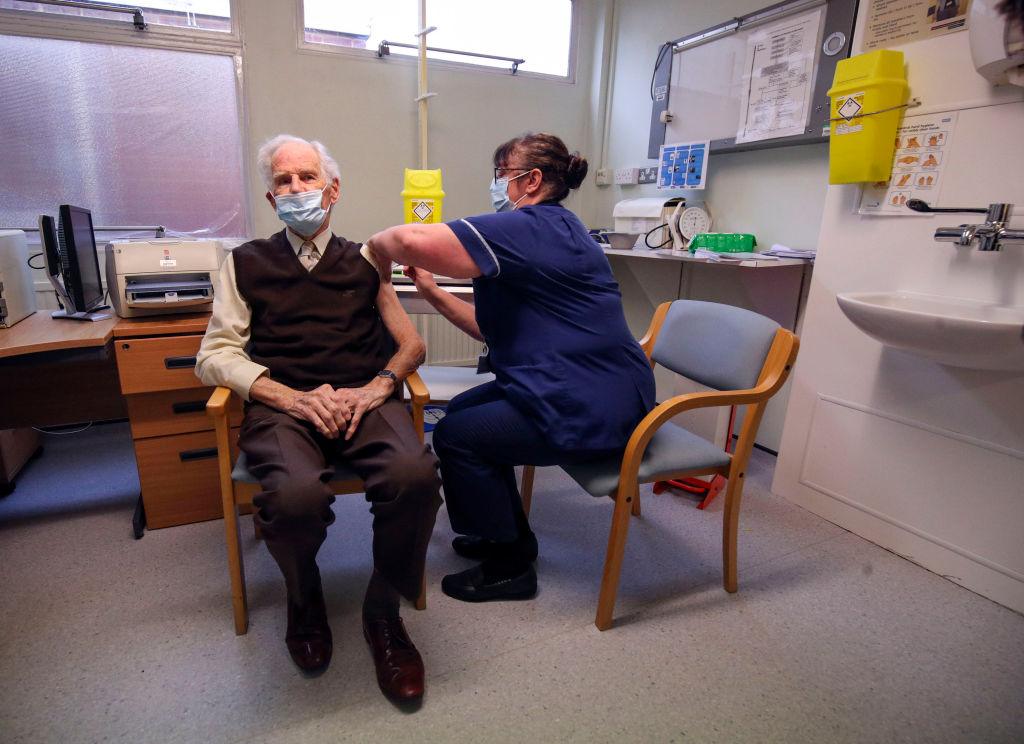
[366,133,655,602]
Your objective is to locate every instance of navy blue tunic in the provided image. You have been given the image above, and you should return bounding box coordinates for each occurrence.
[446,203,655,451]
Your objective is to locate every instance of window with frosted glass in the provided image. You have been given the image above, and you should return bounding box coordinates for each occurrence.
[0,1,231,33]
[302,0,574,78]
[0,35,247,237]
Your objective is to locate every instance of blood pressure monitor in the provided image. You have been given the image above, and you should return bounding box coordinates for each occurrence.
[678,205,713,244]
[666,202,713,249]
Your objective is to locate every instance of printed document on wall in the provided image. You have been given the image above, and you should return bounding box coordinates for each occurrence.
[735,7,823,144]
[859,111,959,215]
[863,0,972,50]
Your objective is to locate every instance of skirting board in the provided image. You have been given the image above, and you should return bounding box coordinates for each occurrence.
[788,394,1024,614]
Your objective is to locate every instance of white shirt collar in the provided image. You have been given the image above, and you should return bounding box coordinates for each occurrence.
[284,227,332,256]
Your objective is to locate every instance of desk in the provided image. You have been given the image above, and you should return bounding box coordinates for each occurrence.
[602,247,810,270]
[393,276,474,314]
[0,312,229,532]
[0,312,126,429]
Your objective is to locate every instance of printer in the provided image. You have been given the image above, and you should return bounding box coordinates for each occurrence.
[0,229,38,328]
[105,239,225,318]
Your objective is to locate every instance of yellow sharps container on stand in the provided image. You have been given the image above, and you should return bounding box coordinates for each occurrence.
[402,168,445,224]
[827,50,909,184]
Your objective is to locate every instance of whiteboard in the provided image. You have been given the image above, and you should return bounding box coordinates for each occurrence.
[666,31,752,144]
[649,0,858,156]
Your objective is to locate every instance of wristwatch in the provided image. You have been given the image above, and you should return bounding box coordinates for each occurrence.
[376,369,398,384]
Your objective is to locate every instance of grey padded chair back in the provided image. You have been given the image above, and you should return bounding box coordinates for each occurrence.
[651,300,780,392]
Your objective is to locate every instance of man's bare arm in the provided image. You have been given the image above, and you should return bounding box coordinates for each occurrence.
[336,279,427,440]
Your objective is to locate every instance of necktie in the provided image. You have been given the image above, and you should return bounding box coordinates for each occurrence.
[298,240,320,270]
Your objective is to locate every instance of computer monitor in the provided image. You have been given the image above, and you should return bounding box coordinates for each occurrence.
[37,206,109,320]
[38,214,74,312]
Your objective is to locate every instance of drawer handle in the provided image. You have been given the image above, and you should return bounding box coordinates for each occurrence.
[165,355,197,369]
[172,400,207,415]
[179,447,218,462]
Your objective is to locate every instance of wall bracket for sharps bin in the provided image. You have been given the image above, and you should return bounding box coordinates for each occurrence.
[402,168,445,224]
[827,50,909,184]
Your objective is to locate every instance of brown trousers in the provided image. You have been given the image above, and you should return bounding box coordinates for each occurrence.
[238,399,441,603]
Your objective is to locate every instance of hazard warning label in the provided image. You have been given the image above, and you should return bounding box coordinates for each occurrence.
[837,93,864,121]
[412,200,434,222]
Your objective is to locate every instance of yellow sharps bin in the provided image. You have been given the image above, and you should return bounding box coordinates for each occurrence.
[827,50,909,184]
[402,169,445,224]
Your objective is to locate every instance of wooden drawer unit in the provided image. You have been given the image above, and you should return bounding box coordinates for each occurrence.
[126,388,243,440]
[115,333,206,394]
[114,315,229,530]
[135,428,240,529]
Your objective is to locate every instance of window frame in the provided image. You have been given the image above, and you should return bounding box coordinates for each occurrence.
[0,0,253,237]
[0,0,241,56]
[295,0,580,84]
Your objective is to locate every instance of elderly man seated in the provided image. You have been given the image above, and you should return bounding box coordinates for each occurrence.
[196,134,441,704]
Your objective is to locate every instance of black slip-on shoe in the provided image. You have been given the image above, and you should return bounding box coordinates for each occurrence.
[451,533,539,562]
[440,563,538,603]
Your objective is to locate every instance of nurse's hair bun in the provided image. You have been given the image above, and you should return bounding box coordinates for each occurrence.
[565,153,589,190]
[493,132,589,203]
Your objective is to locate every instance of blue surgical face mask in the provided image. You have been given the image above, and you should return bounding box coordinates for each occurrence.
[274,185,329,236]
[489,171,530,213]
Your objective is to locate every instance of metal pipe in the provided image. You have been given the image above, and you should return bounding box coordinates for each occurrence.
[597,0,620,175]
[671,0,825,54]
[379,40,525,73]
[933,226,971,245]
[24,0,146,30]
[16,225,166,236]
[418,0,429,170]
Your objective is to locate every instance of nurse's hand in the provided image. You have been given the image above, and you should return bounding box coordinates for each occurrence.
[334,378,393,440]
[404,266,439,295]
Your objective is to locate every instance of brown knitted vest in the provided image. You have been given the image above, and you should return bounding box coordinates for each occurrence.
[232,230,391,390]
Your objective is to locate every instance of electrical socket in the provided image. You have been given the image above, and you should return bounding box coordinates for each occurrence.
[595,168,612,186]
[638,167,658,184]
[614,167,639,185]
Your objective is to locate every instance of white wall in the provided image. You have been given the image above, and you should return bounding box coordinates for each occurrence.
[238,0,597,242]
[772,15,1024,613]
[577,0,830,251]
[579,0,831,450]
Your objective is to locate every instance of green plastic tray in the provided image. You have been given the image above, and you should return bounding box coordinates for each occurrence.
[689,233,757,252]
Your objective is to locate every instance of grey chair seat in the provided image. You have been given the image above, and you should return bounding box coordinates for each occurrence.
[562,422,732,497]
[415,365,495,402]
[231,452,359,484]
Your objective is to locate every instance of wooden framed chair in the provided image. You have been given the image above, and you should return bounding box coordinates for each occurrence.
[522,300,799,630]
[207,372,431,635]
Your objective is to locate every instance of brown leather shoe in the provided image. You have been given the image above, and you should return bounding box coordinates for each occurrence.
[286,588,332,676]
[362,616,424,705]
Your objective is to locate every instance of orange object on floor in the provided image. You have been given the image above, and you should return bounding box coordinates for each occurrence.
[653,405,736,510]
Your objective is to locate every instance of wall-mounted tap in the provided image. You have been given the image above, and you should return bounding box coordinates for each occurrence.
[907,200,1024,252]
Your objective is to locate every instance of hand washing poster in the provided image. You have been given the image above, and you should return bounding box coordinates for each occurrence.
[858,111,959,215]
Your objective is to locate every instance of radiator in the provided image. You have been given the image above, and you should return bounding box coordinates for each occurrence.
[412,314,483,366]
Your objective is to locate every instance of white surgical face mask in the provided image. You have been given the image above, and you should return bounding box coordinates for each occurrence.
[274,185,329,236]
[488,170,531,212]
